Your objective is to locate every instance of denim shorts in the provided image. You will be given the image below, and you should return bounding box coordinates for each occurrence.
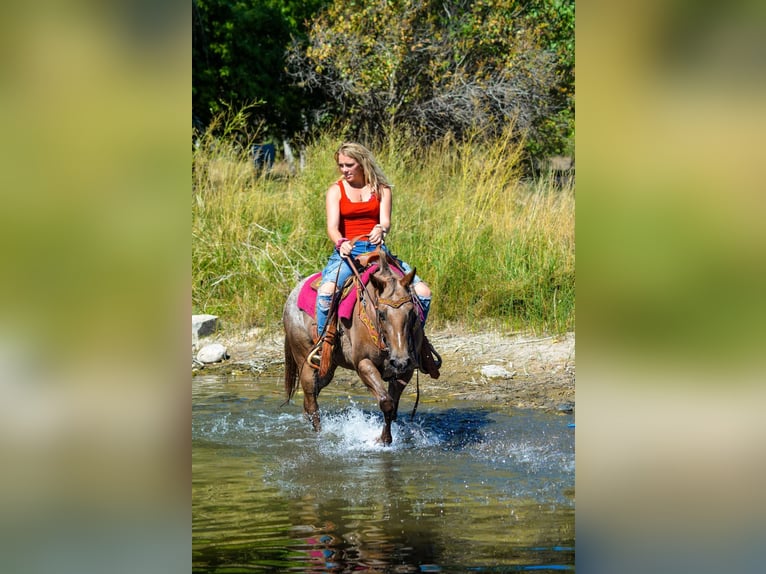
[320,240,421,287]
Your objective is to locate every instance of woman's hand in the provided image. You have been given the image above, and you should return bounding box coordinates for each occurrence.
[369,224,387,246]
[336,237,353,257]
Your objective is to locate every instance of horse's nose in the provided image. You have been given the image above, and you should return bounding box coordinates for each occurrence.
[391,356,413,373]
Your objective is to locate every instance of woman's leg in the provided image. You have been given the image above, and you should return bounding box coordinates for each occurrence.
[384,250,433,325]
[315,253,354,339]
[410,280,440,377]
[310,255,354,367]
[413,281,432,324]
[315,282,335,338]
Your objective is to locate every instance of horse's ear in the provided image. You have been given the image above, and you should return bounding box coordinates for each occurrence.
[400,267,416,289]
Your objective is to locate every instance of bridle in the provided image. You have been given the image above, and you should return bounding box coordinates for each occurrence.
[342,252,415,352]
[343,249,422,419]
[377,295,412,309]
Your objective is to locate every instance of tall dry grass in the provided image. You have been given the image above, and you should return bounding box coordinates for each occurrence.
[192,120,574,334]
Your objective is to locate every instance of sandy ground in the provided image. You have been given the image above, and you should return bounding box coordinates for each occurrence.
[193,327,575,413]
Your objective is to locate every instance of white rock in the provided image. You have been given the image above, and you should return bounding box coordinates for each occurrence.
[196,343,229,364]
[481,365,513,379]
[192,314,218,338]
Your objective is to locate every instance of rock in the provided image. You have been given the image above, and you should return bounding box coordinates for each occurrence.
[196,343,229,364]
[193,314,218,338]
[480,365,514,379]
[192,314,218,349]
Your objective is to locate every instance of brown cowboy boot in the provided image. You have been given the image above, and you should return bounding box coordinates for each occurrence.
[308,315,337,376]
[419,335,442,379]
[318,323,336,377]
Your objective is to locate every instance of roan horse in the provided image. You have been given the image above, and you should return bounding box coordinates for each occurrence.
[283,248,422,445]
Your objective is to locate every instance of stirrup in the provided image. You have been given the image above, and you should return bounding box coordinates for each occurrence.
[307,341,322,369]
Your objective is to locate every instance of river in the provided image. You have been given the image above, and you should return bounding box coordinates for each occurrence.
[192,371,575,572]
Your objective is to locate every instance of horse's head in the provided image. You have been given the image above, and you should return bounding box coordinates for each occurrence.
[369,254,419,378]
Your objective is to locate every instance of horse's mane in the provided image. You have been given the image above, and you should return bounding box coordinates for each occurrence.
[369,250,416,300]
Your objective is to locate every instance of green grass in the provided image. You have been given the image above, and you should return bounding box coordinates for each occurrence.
[192,119,574,335]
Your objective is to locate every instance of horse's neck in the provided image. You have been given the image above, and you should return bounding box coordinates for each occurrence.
[348,285,384,350]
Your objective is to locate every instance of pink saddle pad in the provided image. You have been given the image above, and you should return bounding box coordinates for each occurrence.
[298,263,404,320]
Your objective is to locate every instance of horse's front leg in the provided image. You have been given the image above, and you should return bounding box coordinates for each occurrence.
[387,377,410,422]
[299,363,322,432]
[357,359,396,445]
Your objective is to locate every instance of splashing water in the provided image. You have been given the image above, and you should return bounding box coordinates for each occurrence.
[315,402,443,453]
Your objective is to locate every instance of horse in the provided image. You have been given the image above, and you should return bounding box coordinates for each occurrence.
[282,248,423,445]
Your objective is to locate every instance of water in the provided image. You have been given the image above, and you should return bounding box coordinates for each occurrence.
[193,372,575,572]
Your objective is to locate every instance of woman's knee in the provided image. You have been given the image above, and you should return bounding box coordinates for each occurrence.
[414,281,431,298]
[318,282,336,296]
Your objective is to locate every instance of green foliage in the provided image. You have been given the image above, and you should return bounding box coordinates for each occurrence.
[193,0,329,133]
[287,0,573,164]
[519,0,575,159]
[192,113,574,334]
[273,0,329,32]
[192,0,574,164]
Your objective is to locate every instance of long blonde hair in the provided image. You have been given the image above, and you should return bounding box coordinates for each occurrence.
[334,142,391,199]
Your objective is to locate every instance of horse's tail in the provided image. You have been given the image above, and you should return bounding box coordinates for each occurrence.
[283,337,299,405]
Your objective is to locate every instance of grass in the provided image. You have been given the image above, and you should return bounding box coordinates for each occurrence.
[192,117,574,335]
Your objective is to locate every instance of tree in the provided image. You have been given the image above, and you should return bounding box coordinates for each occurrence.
[193,0,329,136]
[287,0,570,158]
[518,0,575,159]
[192,0,574,161]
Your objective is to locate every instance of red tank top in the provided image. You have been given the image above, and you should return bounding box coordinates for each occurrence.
[338,179,380,240]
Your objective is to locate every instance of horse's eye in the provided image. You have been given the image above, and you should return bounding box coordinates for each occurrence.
[377,310,386,322]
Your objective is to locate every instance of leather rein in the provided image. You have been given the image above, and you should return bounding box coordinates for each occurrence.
[341,245,413,350]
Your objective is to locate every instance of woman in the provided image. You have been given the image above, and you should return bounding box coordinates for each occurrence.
[309,142,440,377]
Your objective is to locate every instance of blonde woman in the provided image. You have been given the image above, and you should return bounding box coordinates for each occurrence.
[310,142,440,377]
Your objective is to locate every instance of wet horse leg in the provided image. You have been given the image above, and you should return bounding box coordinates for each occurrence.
[299,363,321,431]
[378,379,408,444]
[376,382,396,446]
[387,378,408,422]
[357,359,396,445]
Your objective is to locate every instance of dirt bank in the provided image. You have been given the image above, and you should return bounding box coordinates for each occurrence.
[193,328,575,413]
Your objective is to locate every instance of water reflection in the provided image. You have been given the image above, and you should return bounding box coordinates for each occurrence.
[193,373,575,572]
